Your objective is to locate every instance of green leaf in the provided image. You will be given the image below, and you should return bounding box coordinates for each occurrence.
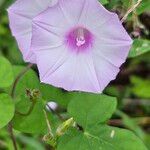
[40,83,74,108]
[90,125,147,150]
[116,110,144,138]
[57,125,147,150]
[144,134,150,150]
[4,66,40,97]
[12,96,55,134]
[13,66,40,95]
[130,76,150,99]
[0,93,15,128]
[0,56,14,88]
[68,93,117,129]
[136,0,150,15]
[6,42,24,65]
[99,0,109,5]
[104,86,120,98]
[58,94,147,150]
[128,39,150,58]
[17,134,45,150]
[122,0,131,8]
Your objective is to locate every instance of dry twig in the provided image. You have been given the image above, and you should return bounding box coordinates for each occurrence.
[121,0,142,22]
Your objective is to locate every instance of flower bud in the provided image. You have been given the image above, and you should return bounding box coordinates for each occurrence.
[56,118,74,137]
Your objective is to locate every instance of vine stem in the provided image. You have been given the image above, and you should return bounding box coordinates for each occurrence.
[121,0,142,23]
[11,63,34,98]
[8,63,33,150]
[15,101,35,116]
[43,109,53,134]
[8,123,18,150]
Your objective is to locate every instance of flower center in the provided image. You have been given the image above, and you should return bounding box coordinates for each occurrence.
[65,27,93,53]
[76,28,86,47]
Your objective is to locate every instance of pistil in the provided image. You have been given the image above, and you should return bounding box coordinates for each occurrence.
[66,26,93,52]
[76,28,85,47]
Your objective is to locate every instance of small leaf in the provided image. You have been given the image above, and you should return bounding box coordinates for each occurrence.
[0,93,15,128]
[68,93,117,129]
[99,0,109,5]
[136,0,150,15]
[128,39,150,58]
[0,56,14,88]
[130,76,150,99]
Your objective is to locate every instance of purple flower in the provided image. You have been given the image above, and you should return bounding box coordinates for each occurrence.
[7,0,58,63]
[9,0,133,93]
[31,0,132,93]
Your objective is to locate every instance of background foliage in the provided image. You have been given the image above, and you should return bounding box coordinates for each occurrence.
[0,0,150,150]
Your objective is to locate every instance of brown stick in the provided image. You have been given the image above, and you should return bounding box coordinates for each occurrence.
[121,0,142,23]
[108,117,150,127]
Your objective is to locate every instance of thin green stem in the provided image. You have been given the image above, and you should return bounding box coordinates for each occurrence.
[43,109,53,135]
[8,123,18,150]
[11,63,33,98]
[15,101,35,116]
[8,63,33,150]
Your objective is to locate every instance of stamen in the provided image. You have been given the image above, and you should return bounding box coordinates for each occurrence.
[66,26,93,52]
[76,28,85,47]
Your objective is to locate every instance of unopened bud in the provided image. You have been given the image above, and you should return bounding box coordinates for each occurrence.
[32,89,40,100]
[56,118,74,137]
[26,89,40,102]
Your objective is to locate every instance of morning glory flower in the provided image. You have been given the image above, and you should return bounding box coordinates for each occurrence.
[31,0,132,93]
[7,0,58,63]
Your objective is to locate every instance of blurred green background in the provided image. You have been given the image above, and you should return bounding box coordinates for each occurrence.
[0,0,150,149]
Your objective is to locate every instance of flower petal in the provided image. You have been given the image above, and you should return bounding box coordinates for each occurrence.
[58,0,85,25]
[33,0,94,30]
[92,14,132,43]
[93,40,132,67]
[91,14,132,67]
[15,33,36,62]
[92,53,120,92]
[8,0,55,63]
[78,0,114,29]
[33,2,71,30]
[39,51,101,93]
[35,45,68,80]
[31,22,64,52]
